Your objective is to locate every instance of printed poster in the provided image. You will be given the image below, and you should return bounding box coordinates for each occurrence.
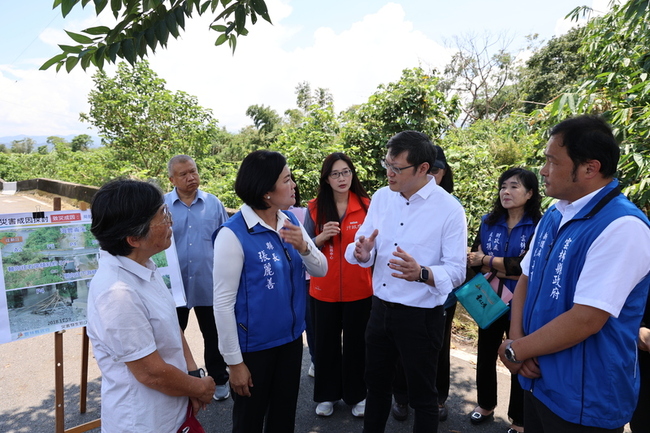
[0,210,185,345]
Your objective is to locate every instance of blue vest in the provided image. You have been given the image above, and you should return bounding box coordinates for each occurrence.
[521,179,650,428]
[479,213,536,293]
[220,211,306,353]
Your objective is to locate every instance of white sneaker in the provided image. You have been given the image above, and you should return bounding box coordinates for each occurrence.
[213,382,230,401]
[351,399,366,418]
[316,401,335,416]
[308,362,315,378]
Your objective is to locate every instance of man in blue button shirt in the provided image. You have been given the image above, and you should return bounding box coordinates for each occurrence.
[165,154,231,401]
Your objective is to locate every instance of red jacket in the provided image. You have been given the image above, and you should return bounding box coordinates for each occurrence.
[308,192,373,302]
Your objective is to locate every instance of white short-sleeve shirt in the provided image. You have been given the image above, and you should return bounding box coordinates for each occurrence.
[87,251,187,433]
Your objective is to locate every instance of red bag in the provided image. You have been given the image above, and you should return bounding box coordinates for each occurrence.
[177,401,205,433]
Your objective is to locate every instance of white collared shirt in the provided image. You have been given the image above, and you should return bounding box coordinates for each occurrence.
[87,251,186,432]
[345,176,467,308]
[213,205,327,365]
[521,189,650,317]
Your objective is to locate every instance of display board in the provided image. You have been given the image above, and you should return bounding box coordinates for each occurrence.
[0,210,185,344]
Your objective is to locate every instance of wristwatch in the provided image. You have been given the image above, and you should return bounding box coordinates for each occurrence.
[417,266,429,283]
[188,368,206,378]
[504,341,522,364]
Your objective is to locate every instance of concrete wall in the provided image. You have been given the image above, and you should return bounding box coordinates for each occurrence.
[0,178,99,204]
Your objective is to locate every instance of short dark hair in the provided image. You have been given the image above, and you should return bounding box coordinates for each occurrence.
[386,130,436,173]
[235,150,287,210]
[90,179,163,256]
[550,115,619,178]
[485,167,542,226]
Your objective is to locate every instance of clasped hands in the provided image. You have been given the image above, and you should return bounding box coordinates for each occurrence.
[498,339,541,379]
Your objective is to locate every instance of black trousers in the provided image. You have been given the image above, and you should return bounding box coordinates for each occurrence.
[313,296,371,405]
[232,337,303,433]
[363,296,445,433]
[524,391,624,433]
[476,313,524,425]
[394,302,456,406]
[630,348,650,433]
[177,306,229,385]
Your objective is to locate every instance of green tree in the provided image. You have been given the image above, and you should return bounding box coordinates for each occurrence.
[443,33,523,126]
[533,0,650,212]
[295,81,334,113]
[47,136,69,148]
[519,28,587,113]
[441,116,539,241]
[341,67,460,192]
[10,138,35,154]
[271,105,342,203]
[42,0,271,72]
[71,134,94,151]
[246,104,281,134]
[81,60,221,179]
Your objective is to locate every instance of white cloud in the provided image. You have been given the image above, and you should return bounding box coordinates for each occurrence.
[0,66,95,137]
[148,1,451,131]
[0,1,449,137]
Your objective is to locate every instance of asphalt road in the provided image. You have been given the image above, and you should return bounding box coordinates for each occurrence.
[0,192,632,433]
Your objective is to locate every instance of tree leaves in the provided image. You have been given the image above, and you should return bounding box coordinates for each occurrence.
[42,0,272,72]
[81,61,221,178]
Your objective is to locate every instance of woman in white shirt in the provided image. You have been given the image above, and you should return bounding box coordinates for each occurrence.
[88,179,215,433]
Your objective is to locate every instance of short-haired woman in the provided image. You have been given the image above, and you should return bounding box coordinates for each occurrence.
[88,179,215,432]
[213,150,327,433]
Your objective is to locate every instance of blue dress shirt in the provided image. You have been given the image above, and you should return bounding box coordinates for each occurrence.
[165,188,229,308]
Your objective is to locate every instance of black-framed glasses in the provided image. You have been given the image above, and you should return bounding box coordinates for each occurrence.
[381,159,417,175]
[329,169,353,179]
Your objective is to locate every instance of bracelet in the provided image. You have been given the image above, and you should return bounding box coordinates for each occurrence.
[489,256,494,268]
[481,255,486,266]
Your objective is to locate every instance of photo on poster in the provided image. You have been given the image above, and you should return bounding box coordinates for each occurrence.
[0,210,185,344]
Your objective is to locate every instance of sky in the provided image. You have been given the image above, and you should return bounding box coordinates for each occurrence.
[0,0,611,139]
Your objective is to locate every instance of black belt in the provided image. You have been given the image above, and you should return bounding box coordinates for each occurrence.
[377,297,443,311]
[380,299,408,309]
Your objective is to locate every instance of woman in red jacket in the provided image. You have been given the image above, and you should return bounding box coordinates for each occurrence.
[304,152,373,418]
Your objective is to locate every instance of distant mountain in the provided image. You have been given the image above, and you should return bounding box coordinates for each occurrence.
[0,134,102,149]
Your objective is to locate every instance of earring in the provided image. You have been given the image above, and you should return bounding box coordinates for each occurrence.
[266,196,271,199]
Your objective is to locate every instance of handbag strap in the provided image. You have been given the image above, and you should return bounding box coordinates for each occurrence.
[495,275,505,298]
[487,270,505,297]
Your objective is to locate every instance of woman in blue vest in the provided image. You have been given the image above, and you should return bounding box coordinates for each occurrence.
[466,167,541,433]
[213,150,328,433]
[303,152,373,418]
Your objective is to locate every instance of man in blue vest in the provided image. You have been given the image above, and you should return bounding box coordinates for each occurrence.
[499,115,650,432]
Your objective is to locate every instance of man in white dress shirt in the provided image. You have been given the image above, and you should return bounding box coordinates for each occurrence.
[345,130,467,433]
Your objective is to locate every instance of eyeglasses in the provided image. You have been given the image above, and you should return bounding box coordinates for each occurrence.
[381,159,417,175]
[329,169,353,179]
[153,204,173,226]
